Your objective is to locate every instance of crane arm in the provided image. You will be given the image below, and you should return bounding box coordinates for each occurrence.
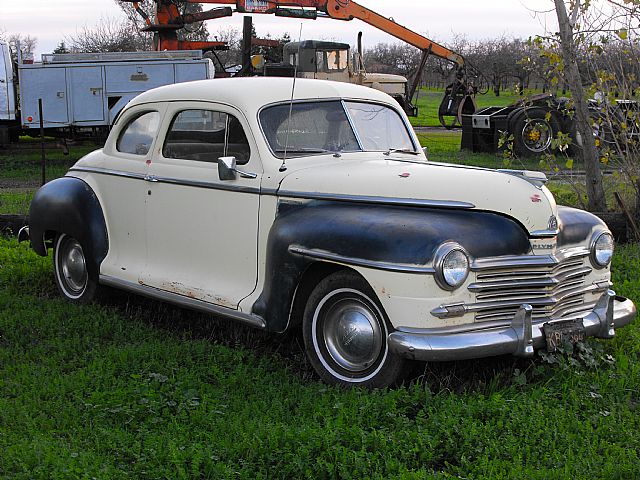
[183,0,465,67]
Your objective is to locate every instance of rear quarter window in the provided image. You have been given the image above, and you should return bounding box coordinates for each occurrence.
[116,111,160,156]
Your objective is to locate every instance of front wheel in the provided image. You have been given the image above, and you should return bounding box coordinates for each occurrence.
[53,233,100,303]
[302,271,406,388]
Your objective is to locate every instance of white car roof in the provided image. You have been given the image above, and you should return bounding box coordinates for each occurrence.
[128,77,398,116]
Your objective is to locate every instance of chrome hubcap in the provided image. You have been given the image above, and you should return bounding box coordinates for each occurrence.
[322,298,383,373]
[522,119,552,152]
[59,238,87,294]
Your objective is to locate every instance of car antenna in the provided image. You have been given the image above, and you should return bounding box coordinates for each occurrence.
[280,23,304,173]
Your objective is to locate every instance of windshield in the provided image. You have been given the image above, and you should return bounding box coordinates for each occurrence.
[259,100,415,158]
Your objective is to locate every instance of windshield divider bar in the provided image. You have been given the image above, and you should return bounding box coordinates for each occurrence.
[341,100,364,152]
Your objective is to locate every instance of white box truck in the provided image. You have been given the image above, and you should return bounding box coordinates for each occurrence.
[0,44,214,146]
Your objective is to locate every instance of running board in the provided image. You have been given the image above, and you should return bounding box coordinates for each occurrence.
[99,275,266,330]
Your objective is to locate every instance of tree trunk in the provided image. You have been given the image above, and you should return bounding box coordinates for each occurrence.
[554,0,607,212]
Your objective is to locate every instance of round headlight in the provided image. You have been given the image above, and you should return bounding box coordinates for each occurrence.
[435,243,470,290]
[591,231,614,268]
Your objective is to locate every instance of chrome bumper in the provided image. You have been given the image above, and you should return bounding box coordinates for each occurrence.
[388,290,636,362]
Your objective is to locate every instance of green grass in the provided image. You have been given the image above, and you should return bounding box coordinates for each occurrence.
[411,88,530,128]
[1,238,640,479]
[0,190,35,215]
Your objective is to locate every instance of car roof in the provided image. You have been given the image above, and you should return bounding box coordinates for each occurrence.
[128,77,397,116]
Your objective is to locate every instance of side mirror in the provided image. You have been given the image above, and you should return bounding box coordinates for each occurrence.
[218,156,258,181]
[422,146,429,157]
[218,156,237,181]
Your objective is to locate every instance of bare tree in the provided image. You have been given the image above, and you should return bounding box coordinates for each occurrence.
[554,0,607,211]
[0,31,37,62]
[66,17,150,52]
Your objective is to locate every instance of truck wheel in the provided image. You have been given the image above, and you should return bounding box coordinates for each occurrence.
[53,233,100,303]
[302,271,406,388]
[511,107,560,157]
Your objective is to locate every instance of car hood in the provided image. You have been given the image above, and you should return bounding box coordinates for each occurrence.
[278,157,557,236]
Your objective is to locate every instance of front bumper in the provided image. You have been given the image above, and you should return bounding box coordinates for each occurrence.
[388,290,636,362]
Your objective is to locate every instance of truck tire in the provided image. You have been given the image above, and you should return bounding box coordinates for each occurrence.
[511,107,560,157]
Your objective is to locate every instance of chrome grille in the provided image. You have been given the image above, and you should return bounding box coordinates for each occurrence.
[469,250,601,323]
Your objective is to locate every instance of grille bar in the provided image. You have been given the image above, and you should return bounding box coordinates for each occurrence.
[471,250,598,323]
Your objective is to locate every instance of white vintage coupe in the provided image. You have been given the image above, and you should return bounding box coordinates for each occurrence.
[22,78,636,387]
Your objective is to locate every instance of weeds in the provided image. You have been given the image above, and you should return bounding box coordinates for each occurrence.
[0,238,639,478]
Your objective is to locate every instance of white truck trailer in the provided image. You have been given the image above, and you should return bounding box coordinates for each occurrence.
[0,44,214,145]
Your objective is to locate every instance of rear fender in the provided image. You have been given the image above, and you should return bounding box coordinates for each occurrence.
[29,176,108,277]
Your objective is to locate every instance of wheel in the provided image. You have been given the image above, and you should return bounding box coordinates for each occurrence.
[302,271,406,388]
[53,233,99,303]
[511,107,561,157]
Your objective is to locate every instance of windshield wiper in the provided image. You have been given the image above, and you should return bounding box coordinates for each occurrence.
[384,148,420,156]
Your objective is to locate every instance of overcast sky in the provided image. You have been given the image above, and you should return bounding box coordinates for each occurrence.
[2,0,558,59]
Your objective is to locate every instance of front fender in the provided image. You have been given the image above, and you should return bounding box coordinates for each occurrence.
[29,176,108,276]
[252,201,531,332]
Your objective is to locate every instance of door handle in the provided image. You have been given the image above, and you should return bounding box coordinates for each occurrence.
[144,175,159,182]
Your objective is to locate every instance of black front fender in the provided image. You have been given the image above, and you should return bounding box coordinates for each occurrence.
[252,201,531,332]
[29,176,108,276]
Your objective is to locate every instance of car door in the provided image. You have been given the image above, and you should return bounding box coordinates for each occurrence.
[142,102,262,309]
[91,105,164,285]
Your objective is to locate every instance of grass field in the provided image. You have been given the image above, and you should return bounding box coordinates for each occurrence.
[1,91,640,478]
[1,237,639,478]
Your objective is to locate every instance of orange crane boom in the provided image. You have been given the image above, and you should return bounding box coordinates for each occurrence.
[183,0,465,67]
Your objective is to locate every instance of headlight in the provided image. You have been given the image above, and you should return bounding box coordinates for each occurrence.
[435,243,470,290]
[591,231,614,268]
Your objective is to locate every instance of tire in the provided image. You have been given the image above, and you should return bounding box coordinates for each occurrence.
[53,233,100,304]
[511,107,560,157]
[302,271,406,388]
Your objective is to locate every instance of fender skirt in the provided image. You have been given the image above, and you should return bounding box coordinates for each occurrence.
[252,201,531,332]
[28,177,108,278]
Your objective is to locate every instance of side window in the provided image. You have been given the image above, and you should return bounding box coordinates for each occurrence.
[163,109,251,165]
[116,111,160,156]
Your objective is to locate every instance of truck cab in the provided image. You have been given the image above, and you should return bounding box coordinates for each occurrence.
[266,40,416,116]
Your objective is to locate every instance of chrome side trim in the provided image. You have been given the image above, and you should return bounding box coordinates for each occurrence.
[152,175,261,194]
[288,245,436,274]
[70,166,262,195]
[70,166,147,181]
[99,275,266,330]
[388,291,636,362]
[70,166,473,207]
[278,191,475,209]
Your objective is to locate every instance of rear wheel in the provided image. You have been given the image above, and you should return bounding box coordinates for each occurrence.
[302,271,406,388]
[53,233,100,303]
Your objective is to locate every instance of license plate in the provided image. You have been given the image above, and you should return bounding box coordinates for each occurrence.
[543,319,586,352]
